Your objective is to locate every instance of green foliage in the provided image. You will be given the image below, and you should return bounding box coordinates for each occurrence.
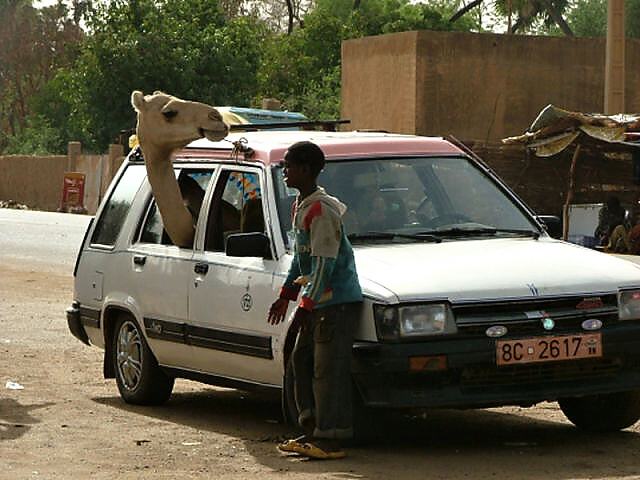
[3,0,479,151]
[552,0,640,38]
[629,1,640,38]
[493,0,570,34]
[257,0,476,119]
[3,114,64,155]
[0,0,83,153]
[54,0,268,151]
[565,0,606,37]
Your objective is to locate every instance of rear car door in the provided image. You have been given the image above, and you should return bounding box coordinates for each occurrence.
[127,167,216,369]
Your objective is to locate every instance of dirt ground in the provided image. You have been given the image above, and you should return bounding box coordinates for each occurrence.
[2,247,640,479]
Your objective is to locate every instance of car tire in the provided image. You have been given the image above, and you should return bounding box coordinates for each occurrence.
[350,384,379,445]
[559,390,640,432]
[112,314,174,405]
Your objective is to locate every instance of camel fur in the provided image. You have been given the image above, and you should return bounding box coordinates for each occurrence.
[131,90,228,247]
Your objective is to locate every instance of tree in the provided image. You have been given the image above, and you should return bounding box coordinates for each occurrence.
[257,0,477,118]
[450,0,573,35]
[3,114,64,155]
[0,0,83,153]
[48,0,269,152]
[565,0,640,38]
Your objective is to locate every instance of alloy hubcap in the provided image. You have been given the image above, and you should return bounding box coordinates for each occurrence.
[116,321,143,390]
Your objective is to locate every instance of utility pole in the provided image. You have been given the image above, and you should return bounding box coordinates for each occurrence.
[604,0,625,114]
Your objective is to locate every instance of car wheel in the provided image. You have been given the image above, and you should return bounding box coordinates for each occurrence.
[559,390,640,432]
[112,315,174,405]
[350,384,379,445]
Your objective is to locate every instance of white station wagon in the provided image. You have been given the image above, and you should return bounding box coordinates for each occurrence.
[68,128,640,433]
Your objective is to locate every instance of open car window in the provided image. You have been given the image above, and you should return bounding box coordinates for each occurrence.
[136,169,215,247]
[205,169,265,252]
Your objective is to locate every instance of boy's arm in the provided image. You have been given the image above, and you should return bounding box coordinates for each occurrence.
[299,256,337,310]
[279,248,302,301]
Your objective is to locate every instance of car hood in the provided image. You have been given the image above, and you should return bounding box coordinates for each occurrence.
[353,237,640,303]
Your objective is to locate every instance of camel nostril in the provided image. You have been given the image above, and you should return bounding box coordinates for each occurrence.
[209,111,222,122]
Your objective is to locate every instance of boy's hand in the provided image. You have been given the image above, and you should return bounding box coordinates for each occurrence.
[268,298,289,325]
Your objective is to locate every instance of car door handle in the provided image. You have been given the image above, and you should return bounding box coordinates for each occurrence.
[194,263,209,275]
[133,255,147,266]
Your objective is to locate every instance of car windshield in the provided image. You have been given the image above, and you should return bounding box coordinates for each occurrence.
[271,156,539,246]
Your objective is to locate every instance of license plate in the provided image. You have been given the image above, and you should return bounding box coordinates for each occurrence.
[496,333,602,366]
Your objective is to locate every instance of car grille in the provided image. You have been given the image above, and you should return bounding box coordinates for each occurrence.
[460,357,623,391]
[452,294,619,338]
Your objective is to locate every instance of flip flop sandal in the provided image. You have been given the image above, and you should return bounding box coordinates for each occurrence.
[277,439,303,453]
[297,442,346,460]
[277,436,311,454]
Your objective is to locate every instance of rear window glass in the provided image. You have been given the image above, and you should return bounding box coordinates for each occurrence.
[91,165,146,246]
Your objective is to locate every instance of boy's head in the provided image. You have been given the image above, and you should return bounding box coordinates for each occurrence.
[283,141,325,180]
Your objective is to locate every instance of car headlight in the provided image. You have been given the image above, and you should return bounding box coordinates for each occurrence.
[619,289,640,321]
[374,303,457,341]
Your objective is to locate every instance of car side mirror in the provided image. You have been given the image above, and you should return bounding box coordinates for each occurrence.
[536,215,562,239]
[225,232,272,259]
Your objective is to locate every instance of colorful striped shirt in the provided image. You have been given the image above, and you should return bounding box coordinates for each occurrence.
[279,187,362,310]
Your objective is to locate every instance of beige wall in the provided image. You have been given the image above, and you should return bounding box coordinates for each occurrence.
[342,31,640,140]
[342,32,419,134]
[0,144,124,214]
[0,155,67,212]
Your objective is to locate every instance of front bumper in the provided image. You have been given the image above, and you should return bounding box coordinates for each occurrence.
[66,301,90,345]
[352,322,640,409]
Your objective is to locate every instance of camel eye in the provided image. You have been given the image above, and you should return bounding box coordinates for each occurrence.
[162,110,178,120]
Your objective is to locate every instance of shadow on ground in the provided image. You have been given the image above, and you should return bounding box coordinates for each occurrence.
[0,398,54,441]
[94,387,640,479]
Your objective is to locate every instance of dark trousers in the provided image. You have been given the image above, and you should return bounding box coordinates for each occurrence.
[291,303,358,440]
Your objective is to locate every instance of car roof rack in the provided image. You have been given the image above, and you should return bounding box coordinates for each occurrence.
[228,119,350,132]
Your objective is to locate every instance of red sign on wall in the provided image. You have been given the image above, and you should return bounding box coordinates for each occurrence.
[60,172,86,213]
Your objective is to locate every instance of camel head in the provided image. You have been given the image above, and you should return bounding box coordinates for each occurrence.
[131,90,228,152]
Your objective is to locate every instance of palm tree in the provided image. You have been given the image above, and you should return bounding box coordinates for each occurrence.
[450,0,573,35]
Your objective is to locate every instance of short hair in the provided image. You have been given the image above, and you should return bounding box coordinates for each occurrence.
[284,141,325,177]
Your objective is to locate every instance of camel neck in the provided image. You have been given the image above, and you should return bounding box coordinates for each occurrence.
[141,143,174,171]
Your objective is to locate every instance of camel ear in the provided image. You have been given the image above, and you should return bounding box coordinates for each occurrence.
[131,91,146,112]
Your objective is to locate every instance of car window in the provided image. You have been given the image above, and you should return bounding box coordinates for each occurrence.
[205,170,265,251]
[91,164,146,247]
[272,156,537,246]
[137,169,215,246]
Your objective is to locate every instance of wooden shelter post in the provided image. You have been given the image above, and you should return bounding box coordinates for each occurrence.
[563,144,582,241]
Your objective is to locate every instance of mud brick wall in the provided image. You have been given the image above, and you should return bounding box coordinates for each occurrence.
[0,144,125,214]
[343,31,640,141]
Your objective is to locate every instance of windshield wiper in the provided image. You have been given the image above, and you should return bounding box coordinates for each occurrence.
[348,231,442,243]
[417,227,540,239]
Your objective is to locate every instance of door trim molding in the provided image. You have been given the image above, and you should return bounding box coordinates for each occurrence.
[143,317,273,359]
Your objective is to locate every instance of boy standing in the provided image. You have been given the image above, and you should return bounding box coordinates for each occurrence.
[267,141,362,460]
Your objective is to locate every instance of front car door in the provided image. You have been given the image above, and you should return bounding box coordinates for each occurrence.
[188,166,284,386]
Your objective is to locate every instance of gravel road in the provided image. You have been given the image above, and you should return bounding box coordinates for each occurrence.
[1,208,640,479]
